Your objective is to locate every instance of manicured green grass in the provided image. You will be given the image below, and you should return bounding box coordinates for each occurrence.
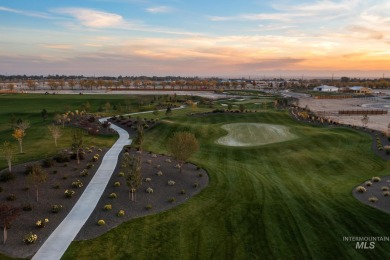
[0,94,135,169]
[64,110,390,259]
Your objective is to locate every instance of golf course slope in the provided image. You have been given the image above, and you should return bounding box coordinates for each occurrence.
[216,123,297,147]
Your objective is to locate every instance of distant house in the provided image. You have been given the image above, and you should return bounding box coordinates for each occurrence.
[348,86,373,94]
[313,85,339,92]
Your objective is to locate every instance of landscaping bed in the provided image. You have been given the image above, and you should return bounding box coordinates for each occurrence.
[0,146,108,259]
[76,147,209,240]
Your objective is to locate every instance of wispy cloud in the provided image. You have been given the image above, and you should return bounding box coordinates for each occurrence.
[210,0,359,22]
[41,44,73,50]
[54,8,127,28]
[0,6,54,19]
[146,6,175,14]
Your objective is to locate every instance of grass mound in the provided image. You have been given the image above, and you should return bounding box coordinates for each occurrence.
[216,123,297,147]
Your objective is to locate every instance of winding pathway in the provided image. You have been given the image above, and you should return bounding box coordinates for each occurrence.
[32,122,131,260]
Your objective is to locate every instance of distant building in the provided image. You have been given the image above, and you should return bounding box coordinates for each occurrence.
[313,85,339,92]
[348,86,373,94]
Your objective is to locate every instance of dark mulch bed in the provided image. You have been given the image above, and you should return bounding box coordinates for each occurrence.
[0,146,108,259]
[76,148,209,240]
[353,177,390,214]
[190,109,258,117]
[107,116,158,134]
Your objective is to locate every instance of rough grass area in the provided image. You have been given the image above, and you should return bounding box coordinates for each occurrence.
[216,123,297,147]
[64,110,390,259]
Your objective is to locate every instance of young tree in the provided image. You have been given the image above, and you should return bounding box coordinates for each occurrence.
[41,109,48,121]
[132,124,144,151]
[361,114,369,127]
[167,132,199,173]
[1,141,14,173]
[27,164,48,202]
[14,120,30,132]
[165,106,172,117]
[12,128,25,153]
[0,204,20,244]
[122,153,142,202]
[48,125,62,147]
[71,130,84,165]
[104,102,111,112]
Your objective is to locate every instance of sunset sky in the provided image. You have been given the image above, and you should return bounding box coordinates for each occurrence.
[0,0,389,78]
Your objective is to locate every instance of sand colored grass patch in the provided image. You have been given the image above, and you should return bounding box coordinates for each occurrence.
[216,123,297,147]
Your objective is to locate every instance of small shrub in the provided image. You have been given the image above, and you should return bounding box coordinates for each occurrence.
[80,169,89,177]
[97,219,106,226]
[0,172,15,182]
[156,171,163,176]
[196,166,201,170]
[174,164,181,169]
[165,158,172,163]
[145,204,152,210]
[22,203,33,211]
[53,184,60,189]
[35,218,49,228]
[103,204,112,211]
[98,148,103,152]
[42,158,54,168]
[355,186,367,193]
[63,163,68,167]
[86,163,94,169]
[52,170,58,174]
[381,186,389,191]
[54,153,70,163]
[72,179,83,188]
[193,182,199,188]
[117,210,125,217]
[365,181,372,187]
[383,191,390,197]
[155,165,161,169]
[180,189,186,195]
[6,194,16,201]
[62,175,68,180]
[64,189,75,198]
[147,160,152,164]
[51,204,63,213]
[118,172,125,177]
[168,197,176,203]
[92,155,99,162]
[368,196,378,203]
[23,232,38,244]
[372,177,381,182]
[145,177,152,182]
[198,173,203,177]
[22,187,29,191]
[114,182,121,187]
[146,187,154,193]
[168,180,175,186]
[151,154,157,158]
[109,193,117,199]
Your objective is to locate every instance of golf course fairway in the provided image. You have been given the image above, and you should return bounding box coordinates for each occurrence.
[216,123,297,147]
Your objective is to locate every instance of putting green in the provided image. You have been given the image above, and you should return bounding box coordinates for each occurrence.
[216,123,297,147]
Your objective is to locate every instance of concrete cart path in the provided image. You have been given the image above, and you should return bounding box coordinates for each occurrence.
[32,122,131,260]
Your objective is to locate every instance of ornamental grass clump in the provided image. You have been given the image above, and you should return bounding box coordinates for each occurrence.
[168,180,175,186]
[23,232,37,244]
[368,196,378,203]
[146,187,153,193]
[51,204,62,213]
[383,191,390,197]
[118,172,125,177]
[64,189,75,198]
[381,186,389,191]
[109,193,117,199]
[365,181,373,187]
[156,171,163,176]
[372,176,381,182]
[114,181,121,187]
[145,177,152,182]
[72,179,83,188]
[355,186,367,193]
[97,219,105,226]
[103,204,112,211]
[35,218,49,228]
[117,210,125,217]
